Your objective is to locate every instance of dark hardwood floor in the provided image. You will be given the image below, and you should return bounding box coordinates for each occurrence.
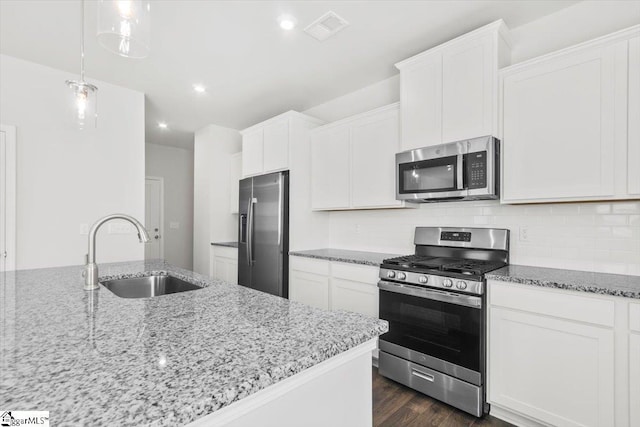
[372,368,514,427]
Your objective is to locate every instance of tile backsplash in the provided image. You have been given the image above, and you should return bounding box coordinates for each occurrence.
[328,200,640,276]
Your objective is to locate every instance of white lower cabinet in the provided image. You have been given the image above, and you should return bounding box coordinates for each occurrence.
[210,245,238,284]
[289,270,330,310]
[289,256,379,317]
[630,303,640,427]
[488,280,638,427]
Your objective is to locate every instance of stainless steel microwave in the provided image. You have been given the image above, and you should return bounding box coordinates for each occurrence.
[396,136,499,202]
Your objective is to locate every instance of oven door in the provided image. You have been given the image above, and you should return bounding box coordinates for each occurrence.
[396,140,468,201]
[378,280,483,384]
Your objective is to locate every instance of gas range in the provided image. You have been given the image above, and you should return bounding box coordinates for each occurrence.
[377,226,510,417]
[378,228,509,296]
[380,255,507,295]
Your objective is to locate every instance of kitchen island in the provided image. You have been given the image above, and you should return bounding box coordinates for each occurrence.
[0,260,387,426]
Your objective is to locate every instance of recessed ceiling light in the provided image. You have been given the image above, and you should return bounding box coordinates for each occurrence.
[158,122,168,129]
[193,84,206,94]
[278,15,297,31]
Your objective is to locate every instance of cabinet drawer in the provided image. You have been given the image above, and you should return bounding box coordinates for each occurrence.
[331,278,378,318]
[489,280,614,327]
[290,256,330,275]
[630,302,640,332]
[213,246,237,259]
[331,262,379,284]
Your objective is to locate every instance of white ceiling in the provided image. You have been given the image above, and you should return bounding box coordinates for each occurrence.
[0,0,579,150]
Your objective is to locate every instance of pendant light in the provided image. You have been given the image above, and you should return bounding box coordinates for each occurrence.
[97,1,151,59]
[66,0,98,130]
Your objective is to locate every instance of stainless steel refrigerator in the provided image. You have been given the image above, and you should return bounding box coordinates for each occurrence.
[238,171,289,298]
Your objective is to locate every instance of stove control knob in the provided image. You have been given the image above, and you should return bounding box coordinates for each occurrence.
[397,272,407,280]
[456,281,468,290]
[386,271,396,279]
[443,279,453,288]
[419,276,428,284]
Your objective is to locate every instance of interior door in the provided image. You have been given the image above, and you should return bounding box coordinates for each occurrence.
[0,125,16,272]
[144,178,163,260]
[251,172,287,297]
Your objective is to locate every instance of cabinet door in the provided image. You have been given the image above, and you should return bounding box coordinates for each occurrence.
[289,270,330,310]
[213,256,227,282]
[310,126,350,209]
[628,36,640,195]
[229,152,242,214]
[442,35,493,142]
[489,307,615,427]
[331,278,378,317]
[351,108,402,208]
[263,119,289,173]
[242,128,263,177]
[631,334,640,427]
[399,53,442,150]
[502,44,624,202]
[226,257,238,285]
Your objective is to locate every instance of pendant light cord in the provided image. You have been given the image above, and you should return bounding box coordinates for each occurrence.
[80,0,85,82]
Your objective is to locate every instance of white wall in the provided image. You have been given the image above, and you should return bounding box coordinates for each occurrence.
[0,54,145,270]
[302,1,640,276]
[146,143,194,270]
[193,124,241,275]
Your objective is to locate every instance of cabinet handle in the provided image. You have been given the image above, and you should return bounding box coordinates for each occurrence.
[411,369,434,382]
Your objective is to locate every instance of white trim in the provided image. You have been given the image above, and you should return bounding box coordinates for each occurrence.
[240,111,325,135]
[185,338,377,427]
[395,19,510,70]
[0,124,17,272]
[500,24,640,76]
[309,102,399,134]
[145,176,164,260]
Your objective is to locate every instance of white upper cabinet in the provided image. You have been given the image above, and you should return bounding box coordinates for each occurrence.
[628,36,640,196]
[395,20,511,151]
[241,111,323,178]
[350,107,402,208]
[241,128,263,177]
[441,34,494,142]
[229,152,242,214]
[310,103,410,210]
[398,53,442,150]
[311,125,350,210]
[263,118,289,173]
[500,26,640,204]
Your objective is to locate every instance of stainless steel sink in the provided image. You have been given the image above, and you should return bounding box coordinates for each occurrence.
[101,275,202,298]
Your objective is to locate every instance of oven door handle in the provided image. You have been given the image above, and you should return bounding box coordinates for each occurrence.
[378,280,482,309]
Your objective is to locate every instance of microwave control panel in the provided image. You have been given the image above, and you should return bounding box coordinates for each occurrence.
[464,151,487,189]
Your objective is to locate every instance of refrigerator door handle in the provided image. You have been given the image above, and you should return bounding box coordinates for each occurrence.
[277,178,283,247]
[247,197,257,265]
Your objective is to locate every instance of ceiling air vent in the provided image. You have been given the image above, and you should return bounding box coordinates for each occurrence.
[304,11,349,41]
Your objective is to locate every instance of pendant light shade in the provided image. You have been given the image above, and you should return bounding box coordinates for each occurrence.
[97,0,151,58]
[66,81,98,129]
[66,0,98,129]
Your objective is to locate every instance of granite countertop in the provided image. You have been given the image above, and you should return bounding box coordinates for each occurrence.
[289,248,401,267]
[487,264,640,299]
[211,241,238,248]
[0,260,387,426]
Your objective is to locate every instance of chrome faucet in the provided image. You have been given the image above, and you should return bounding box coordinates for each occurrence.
[83,214,150,291]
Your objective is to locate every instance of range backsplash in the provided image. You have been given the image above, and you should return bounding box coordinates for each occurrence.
[328,200,640,276]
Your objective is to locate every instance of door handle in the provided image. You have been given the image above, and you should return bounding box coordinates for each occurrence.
[247,197,257,265]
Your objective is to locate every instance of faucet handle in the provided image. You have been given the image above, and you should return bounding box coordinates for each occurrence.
[84,253,89,265]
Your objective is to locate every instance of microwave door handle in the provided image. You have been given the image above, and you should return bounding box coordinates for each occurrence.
[456,155,464,190]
